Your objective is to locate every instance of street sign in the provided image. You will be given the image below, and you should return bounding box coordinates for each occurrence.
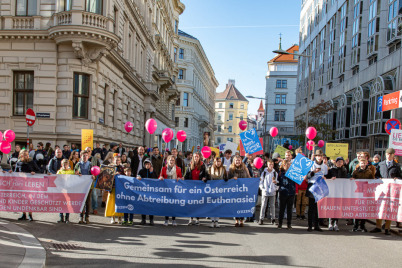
[376,96,383,113]
[26,108,36,126]
[197,145,200,150]
[385,118,401,135]
[36,113,50,118]
[377,90,402,112]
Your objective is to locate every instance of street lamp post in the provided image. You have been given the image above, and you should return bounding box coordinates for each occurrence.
[272,49,312,152]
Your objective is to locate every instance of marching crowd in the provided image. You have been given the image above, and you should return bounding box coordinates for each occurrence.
[1,141,401,235]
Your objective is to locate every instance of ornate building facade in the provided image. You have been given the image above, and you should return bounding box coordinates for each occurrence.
[0,0,185,150]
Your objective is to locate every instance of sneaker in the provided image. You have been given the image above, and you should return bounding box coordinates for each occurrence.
[328,224,334,231]
[28,215,34,222]
[258,220,263,225]
[209,222,215,228]
[150,220,154,226]
[172,220,177,227]
[301,216,306,220]
[128,221,134,226]
[140,220,146,225]
[307,227,313,232]
[110,218,116,224]
[79,217,84,224]
[287,224,292,230]
[18,214,27,221]
[334,225,339,232]
[361,228,368,233]
[296,215,300,220]
[314,227,323,232]
[187,220,193,226]
[85,217,89,224]
[370,228,382,233]
[121,221,128,225]
[65,219,70,224]
[271,219,276,225]
[215,222,220,228]
[57,216,65,223]
[277,224,282,229]
[384,229,391,235]
[195,220,200,226]
[163,221,169,226]
[239,222,244,227]
[352,227,358,232]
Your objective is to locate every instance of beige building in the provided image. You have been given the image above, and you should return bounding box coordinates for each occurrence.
[0,0,185,151]
[215,80,249,145]
[175,30,218,151]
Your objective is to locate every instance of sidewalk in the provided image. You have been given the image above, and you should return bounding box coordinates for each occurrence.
[0,219,46,268]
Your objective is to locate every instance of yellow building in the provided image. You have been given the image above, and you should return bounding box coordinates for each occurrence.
[215,80,249,145]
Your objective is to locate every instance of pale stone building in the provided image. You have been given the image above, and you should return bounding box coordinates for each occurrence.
[0,0,185,151]
[215,80,249,146]
[174,30,218,151]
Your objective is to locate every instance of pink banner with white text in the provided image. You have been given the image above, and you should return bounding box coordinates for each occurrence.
[0,173,93,213]
[318,179,402,222]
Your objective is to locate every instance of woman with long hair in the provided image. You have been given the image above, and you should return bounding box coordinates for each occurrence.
[14,149,40,221]
[159,155,183,226]
[105,156,124,224]
[103,152,115,165]
[69,150,80,170]
[227,155,251,227]
[277,152,296,230]
[207,157,228,228]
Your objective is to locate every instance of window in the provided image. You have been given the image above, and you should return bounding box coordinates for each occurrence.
[113,6,118,34]
[240,113,244,120]
[387,0,400,42]
[179,48,184,59]
[217,113,222,121]
[276,80,287,88]
[229,103,234,108]
[275,94,286,104]
[174,47,177,62]
[228,126,233,133]
[102,84,108,124]
[16,0,37,16]
[86,0,103,15]
[217,137,222,144]
[240,103,244,109]
[178,69,185,79]
[183,92,189,106]
[274,111,286,121]
[176,95,180,106]
[13,71,34,116]
[73,73,90,119]
[229,114,233,120]
[184,118,189,128]
[338,2,348,74]
[367,0,380,55]
[281,94,286,104]
[218,103,223,108]
[175,117,179,127]
[227,138,233,142]
[217,125,222,132]
[60,0,72,11]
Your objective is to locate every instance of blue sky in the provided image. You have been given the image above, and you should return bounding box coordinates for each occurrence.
[179,0,301,114]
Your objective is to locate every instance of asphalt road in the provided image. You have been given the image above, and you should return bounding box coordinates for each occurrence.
[0,209,400,268]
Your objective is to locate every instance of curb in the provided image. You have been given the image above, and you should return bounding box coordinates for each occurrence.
[366,219,401,236]
[0,220,46,268]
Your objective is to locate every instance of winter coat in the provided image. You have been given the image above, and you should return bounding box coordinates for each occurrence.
[227,167,251,180]
[14,160,40,173]
[355,163,376,177]
[352,166,374,179]
[310,160,328,176]
[259,168,278,196]
[151,155,163,177]
[207,166,228,181]
[185,162,208,182]
[375,160,402,179]
[137,167,158,179]
[48,156,66,174]
[277,171,296,196]
[160,166,183,179]
[326,166,349,179]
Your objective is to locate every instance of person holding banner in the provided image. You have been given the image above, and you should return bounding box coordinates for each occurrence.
[106,156,124,224]
[74,150,94,224]
[185,152,208,226]
[371,148,402,235]
[277,155,295,230]
[159,155,183,226]
[207,157,228,228]
[228,155,251,227]
[15,149,41,221]
[258,159,278,225]
[137,159,158,225]
[56,159,76,223]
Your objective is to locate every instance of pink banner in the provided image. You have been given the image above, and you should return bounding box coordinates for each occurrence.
[0,173,93,213]
[318,179,402,222]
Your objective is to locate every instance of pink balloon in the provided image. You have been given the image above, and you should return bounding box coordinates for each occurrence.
[306,127,317,140]
[0,141,11,154]
[0,131,3,141]
[239,120,248,131]
[317,140,325,148]
[253,157,264,169]
[91,166,100,176]
[162,128,174,143]
[4,130,15,142]
[145,118,157,134]
[289,145,293,150]
[201,146,211,159]
[176,130,187,143]
[306,140,315,151]
[269,127,278,138]
[124,121,134,133]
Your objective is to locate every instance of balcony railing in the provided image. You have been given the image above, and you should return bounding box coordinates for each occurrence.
[1,16,41,30]
[51,11,113,31]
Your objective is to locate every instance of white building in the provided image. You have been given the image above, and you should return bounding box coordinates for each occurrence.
[174,30,218,151]
[0,0,185,151]
[263,44,299,151]
[297,0,402,158]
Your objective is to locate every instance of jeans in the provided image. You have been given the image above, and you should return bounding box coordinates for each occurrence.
[260,195,275,220]
[124,213,134,222]
[141,215,154,221]
[80,189,92,218]
[354,219,366,229]
[279,194,294,225]
[296,190,308,216]
[59,213,70,219]
[91,188,98,210]
[308,197,319,228]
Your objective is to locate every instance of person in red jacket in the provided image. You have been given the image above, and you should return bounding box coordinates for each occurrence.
[159,155,183,226]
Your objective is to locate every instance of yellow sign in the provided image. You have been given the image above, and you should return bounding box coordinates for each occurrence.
[81,129,93,151]
[210,147,220,157]
[191,146,195,153]
[274,145,292,158]
[325,143,349,160]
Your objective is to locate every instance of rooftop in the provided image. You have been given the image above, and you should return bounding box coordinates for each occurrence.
[216,80,248,102]
[178,29,198,40]
[269,45,299,63]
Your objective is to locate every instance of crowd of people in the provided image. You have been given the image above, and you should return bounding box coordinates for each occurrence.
[1,141,401,235]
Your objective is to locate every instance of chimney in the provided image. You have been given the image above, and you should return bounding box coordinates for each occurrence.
[227,79,235,87]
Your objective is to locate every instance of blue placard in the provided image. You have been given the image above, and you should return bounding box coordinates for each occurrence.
[285,154,314,185]
[309,176,329,202]
[377,96,383,113]
[115,176,260,217]
[219,144,226,151]
[239,128,263,154]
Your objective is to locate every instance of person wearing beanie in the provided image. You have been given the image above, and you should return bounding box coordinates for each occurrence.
[137,158,158,225]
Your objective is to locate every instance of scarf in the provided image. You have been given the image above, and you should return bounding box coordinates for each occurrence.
[166,165,177,180]
[209,166,224,180]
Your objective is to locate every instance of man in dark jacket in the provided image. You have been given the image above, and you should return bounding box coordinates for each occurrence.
[92,142,103,160]
[62,144,71,159]
[137,158,158,225]
[48,149,65,174]
[151,147,163,176]
[116,143,125,156]
[131,146,146,177]
[33,142,48,173]
[371,148,402,235]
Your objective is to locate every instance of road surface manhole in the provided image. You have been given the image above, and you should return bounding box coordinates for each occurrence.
[44,242,84,251]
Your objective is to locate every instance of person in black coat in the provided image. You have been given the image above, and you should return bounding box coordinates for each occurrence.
[277,159,296,230]
[137,158,158,225]
[130,146,146,177]
[371,148,402,235]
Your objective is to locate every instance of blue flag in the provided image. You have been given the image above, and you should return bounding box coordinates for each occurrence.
[239,128,263,154]
[285,154,314,185]
[115,176,260,217]
[309,176,329,202]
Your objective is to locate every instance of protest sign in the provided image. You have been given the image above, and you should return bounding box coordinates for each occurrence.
[0,173,92,213]
[223,141,239,153]
[239,128,263,154]
[309,176,329,202]
[285,154,314,185]
[115,176,259,217]
[95,165,116,191]
[388,129,402,156]
[239,138,263,156]
[274,145,292,158]
[325,143,348,160]
[81,129,93,151]
[210,147,220,156]
[318,179,402,221]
